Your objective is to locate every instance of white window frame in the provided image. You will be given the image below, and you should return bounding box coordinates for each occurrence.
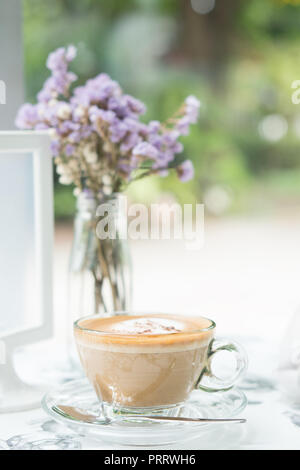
[0,130,54,351]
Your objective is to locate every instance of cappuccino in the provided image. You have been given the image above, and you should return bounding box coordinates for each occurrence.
[74,314,214,409]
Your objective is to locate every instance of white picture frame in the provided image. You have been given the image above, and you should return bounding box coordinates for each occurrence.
[0,130,54,412]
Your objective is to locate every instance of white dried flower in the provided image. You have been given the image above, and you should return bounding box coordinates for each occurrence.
[68,160,79,171]
[87,153,98,164]
[73,187,81,197]
[59,175,73,185]
[57,164,73,178]
[57,103,72,120]
[102,175,112,185]
[103,185,111,195]
[83,144,98,163]
[74,106,85,120]
[56,164,66,175]
[49,128,58,138]
[48,99,58,108]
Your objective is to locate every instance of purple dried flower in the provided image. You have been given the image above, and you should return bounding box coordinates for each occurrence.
[46,45,77,72]
[174,96,201,135]
[185,95,201,108]
[184,95,201,124]
[118,162,135,177]
[15,103,38,129]
[58,120,79,135]
[148,120,161,134]
[175,116,191,136]
[107,94,145,119]
[68,131,82,143]
[50,140,61,157]
[73,74,121,107]
[120,132,141,153]
[65,144,75,156]
[37,80,54,102]
[38,46,78,102]
[38,73,77,102]
[89,107,115,125]
[123,95,146,115]
[133,142,159,160]
[16,45,199,190]
[148,132,163,149]
[123,117,141,134]
[35,122,49,130]
[163,129,179,141]
[80,125,93,139]
[152,152,173,170]
[46,48,66,72]
[66,45,77,62]
[103,118,127,143]
[176,160,194,182]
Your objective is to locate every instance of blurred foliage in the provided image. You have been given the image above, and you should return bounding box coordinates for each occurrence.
[23,0,300,218]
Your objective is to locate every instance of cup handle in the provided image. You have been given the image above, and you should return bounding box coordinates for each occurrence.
[195,338,248,392]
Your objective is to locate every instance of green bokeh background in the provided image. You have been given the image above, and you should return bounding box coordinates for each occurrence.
[23,0,300,218]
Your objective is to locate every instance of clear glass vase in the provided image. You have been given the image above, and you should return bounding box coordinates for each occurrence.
[67,192,132,362]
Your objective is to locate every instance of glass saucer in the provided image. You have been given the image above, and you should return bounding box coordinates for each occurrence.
[42,378,247,447]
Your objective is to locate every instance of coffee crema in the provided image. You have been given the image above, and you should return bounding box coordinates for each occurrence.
[74,314,215,408]
[75,314,214,352]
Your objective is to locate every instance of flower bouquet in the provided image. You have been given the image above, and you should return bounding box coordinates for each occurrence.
[16,45,200,318]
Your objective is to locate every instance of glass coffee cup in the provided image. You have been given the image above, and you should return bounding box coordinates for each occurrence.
[74,313,248,413]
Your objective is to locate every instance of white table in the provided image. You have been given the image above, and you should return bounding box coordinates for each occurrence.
[3,216,300,450]
[1,337,300,450]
